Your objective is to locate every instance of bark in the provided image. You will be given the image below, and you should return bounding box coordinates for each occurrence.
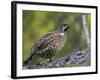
[82,15,91,48]
[23,49,90,69]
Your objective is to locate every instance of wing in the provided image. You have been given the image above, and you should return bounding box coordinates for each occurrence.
[33,32,54,51]
[31,31,64,55]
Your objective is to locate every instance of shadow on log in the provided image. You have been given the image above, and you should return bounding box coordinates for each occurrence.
[23,49,90,69]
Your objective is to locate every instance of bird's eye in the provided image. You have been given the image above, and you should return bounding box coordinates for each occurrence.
[62,24,70,31]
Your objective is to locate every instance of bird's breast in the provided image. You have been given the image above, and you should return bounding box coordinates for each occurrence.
[47,32,66,51]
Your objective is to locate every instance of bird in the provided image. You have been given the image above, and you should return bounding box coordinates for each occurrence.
[23,24,70,66]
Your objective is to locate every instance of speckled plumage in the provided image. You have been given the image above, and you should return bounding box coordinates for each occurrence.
[24,24,69,65]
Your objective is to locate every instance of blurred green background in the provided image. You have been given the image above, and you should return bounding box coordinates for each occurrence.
[23,10,91,65]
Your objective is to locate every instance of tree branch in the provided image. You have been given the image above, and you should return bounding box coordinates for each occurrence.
[23,49,90,69]
[82,15,91,48]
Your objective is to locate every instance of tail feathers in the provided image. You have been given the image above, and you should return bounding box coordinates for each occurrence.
[23,55,33,66]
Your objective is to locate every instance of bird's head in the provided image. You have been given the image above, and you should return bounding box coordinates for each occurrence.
[62,24,70,32]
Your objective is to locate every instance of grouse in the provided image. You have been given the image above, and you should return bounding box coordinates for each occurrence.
[24,24,70,65]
